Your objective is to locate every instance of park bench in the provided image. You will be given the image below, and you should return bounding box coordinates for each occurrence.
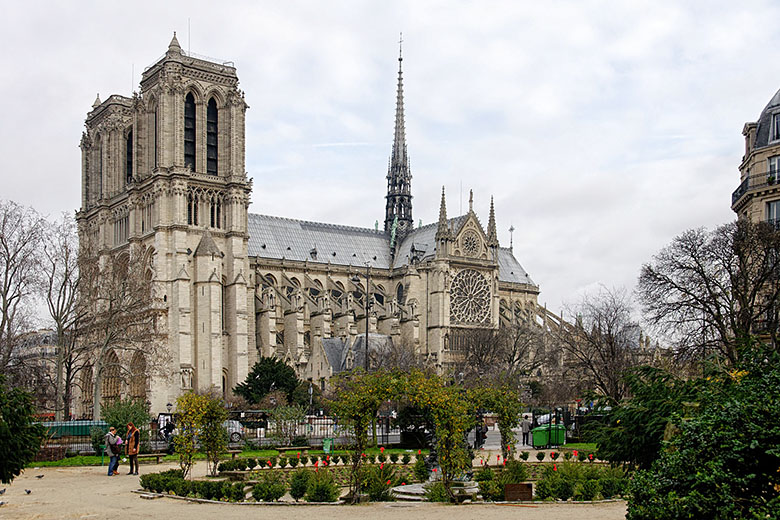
[276,446,309,457]
[225,449,242,459]
[137,453,166,464]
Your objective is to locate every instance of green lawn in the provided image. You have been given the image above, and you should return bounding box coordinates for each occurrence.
[560,442,597,452]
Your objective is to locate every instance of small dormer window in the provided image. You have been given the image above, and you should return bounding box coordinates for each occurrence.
[773,113,780,142]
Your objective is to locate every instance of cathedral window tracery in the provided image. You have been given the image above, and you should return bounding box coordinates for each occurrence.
[450,269,491,324]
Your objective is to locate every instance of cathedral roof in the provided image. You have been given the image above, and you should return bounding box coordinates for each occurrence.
[247,212,535,286]
[248,214,392,268]
[321,337,348,373]
[496,247,536,286]
[394,215,467,264]
[194,230,222,257]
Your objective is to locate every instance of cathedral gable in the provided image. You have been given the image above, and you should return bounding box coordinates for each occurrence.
[453,214,490,261]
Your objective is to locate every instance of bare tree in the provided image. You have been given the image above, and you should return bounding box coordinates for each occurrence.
[77,243,168,419]
[639,220,780,366]
[500,318,553,378]
[39,214,86,420]
[555,288,643,403]
[0,200,44,376]
[371,338,431,372]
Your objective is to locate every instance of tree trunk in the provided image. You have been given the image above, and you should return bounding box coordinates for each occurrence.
[93,357,103,420]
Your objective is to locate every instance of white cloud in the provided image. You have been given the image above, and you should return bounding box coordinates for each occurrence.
[1,0,778,313]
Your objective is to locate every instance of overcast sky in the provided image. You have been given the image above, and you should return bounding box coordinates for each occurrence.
[2,0,778,315]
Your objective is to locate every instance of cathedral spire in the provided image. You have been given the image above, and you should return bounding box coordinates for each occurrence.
[384,34,413,241]
[487,196,499,247]
[436,186,451,240]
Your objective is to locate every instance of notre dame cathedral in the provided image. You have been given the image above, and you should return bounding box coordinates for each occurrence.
[76,34,545,414]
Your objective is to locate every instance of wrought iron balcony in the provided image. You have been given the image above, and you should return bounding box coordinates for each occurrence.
[732,171,779,207]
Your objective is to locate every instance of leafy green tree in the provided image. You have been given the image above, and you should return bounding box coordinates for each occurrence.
[329,370,395,502]
[588,366,700,469]
[101,397,152,449]
[0,376,45,483]
[234,357,300,405]
[627,346,780,519]
[472,384,522,459]
[174,392,206,478]
[200,393,228,477]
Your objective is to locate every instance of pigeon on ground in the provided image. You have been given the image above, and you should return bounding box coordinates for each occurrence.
[0,500,5,506]
[0,488,5,494]
[35,475,44,479]
[25,489,31,494]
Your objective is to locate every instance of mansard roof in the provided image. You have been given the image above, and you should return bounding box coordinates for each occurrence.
[753,87,780,150]
[248,213,392,268]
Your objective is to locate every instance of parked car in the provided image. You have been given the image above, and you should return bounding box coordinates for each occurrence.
[224,420,244,442]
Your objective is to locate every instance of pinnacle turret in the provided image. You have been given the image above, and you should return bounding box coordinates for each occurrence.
[168,31,182,54]
[436,186,451,240]
[487,196,498,247]
[384,36,413,242]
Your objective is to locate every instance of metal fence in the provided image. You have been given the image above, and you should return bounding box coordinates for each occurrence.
[37,414,404,454]
[231,412,401,448]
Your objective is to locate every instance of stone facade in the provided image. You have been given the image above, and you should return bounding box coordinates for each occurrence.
[732,87,780,223]
[77,35,542,414]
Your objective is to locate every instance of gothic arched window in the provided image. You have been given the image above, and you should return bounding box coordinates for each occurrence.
[207,98,218,175]
[184,93,196,170]
[129,352,146,400]
[102,349,121,407]
[126,129,133,184]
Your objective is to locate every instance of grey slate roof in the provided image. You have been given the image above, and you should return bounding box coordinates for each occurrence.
[352,334,394,370]
[497,247,536,287]
[753,87,780,150]
[248,214,392,268]
[394,215,468,266]
[321,337,348,374]
[247,212,535,286]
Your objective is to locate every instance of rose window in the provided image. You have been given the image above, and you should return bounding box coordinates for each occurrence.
[450,269,491,324]
[461,230,480,257]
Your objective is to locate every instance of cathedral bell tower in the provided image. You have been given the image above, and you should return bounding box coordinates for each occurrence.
[78,33,253,412]
[384,39,413,248]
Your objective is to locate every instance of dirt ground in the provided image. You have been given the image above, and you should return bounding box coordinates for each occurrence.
[0,461,627,520]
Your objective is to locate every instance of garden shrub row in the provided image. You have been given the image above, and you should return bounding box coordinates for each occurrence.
[139,467,342,503]
[534,462,627,501]
[139,469,246,501]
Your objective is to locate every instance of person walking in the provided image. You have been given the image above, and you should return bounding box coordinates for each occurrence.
[125,422,141,475]
[104,427,121,476]
[521,416,532,446]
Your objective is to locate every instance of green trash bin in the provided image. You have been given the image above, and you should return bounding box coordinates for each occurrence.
[532,425,566,447]
[550,424,566,445]
[531,427,549,448]
[323,437,334,454]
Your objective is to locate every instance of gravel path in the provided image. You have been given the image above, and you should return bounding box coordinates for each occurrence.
[0,461,627,520]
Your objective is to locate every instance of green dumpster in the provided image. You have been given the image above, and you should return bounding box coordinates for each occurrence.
[323,438,334,454]
[531,427,549,448]
[532,425,566,447]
